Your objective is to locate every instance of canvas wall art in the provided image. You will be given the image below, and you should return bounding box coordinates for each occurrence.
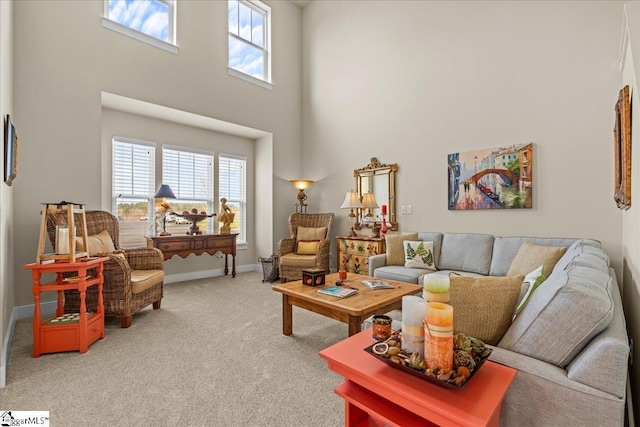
[448,143,533,210]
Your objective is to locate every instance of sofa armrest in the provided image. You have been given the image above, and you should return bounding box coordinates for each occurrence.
[125,247,164,270]
[278,238,296,256]
[368,254,387,276]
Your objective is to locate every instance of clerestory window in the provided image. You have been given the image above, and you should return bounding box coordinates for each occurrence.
[228,0,272,89]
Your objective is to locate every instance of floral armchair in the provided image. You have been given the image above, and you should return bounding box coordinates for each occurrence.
[47,210,164,328]
[278,213,335,283]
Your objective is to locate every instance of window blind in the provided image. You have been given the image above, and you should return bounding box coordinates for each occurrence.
[113,139,155,198]
[163,148,214,201]
[219,154,246,242]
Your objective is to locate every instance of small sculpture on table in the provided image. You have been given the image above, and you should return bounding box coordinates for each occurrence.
[176,208,216,236]
[218,198,235,235]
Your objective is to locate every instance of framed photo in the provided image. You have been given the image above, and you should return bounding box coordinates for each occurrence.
[4,114,18,186]
[614,85,631,210]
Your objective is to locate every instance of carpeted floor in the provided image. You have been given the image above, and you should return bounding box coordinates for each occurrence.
[1,272,346,426]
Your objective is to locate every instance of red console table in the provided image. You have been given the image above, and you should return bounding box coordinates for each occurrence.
[24,257,109,357]
[319,329,516,427]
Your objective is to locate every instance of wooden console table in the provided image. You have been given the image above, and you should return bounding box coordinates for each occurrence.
[146,233,238,277]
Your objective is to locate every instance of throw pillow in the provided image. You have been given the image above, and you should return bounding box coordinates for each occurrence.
[296,240,320,255]
[385,233,419,266]
[403,240,436,270]
[76,230,116,256]
[449,275,524,345]
[514,265,546,317]
[507,242,566,277]
[297,226,327,241]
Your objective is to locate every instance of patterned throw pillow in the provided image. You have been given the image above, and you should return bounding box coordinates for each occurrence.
[403,240,436,270]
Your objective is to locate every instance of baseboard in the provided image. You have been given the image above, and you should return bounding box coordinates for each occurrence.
[162,263,261,284]
[628,372,635,427]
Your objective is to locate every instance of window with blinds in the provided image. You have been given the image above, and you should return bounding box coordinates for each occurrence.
[219,154,247,243]
[112,138,156,248]
[162,147,215,234]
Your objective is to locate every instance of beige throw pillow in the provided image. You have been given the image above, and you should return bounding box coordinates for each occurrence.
[76,229,116,256]
[507,242,566,277]
[449,275,524,345]
[297,226,327,241]
[385,233,419,266]
[296,240,320,255]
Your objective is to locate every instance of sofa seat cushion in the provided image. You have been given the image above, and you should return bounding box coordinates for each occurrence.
[438,233,494,275]
[131,270,164,294]
[280,253,318,268]
[374,265,426,284]
[498,265,614,367]
[449,275,524,345]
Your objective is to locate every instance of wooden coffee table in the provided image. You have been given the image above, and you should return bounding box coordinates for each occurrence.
[272,273,422,336]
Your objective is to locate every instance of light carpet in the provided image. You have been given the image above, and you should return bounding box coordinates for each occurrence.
[1,272,346,426]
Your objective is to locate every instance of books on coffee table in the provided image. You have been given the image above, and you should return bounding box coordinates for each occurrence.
[362,280,394,290]
[317,286,358,298]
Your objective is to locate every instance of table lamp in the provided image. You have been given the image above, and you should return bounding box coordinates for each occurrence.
[340,190,364,237]
[154,184,176,236]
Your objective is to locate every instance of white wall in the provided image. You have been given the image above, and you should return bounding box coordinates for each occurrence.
[302,1,625,275]
[620,1,640,422]
[9,0,302,307]
[0,0,15,387]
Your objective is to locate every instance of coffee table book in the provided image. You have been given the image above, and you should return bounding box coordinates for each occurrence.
[317,285,357,298]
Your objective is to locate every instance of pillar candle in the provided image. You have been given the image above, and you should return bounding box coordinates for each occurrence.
[402,295,426,356]
[422,275,450,303]
[424,302,454,371]
[381,204,387,215]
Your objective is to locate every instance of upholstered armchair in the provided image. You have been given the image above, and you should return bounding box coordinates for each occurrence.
[278,213,335,283]
[47,210,164,328]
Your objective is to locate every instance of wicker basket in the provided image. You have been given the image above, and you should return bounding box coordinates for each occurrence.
[259,254,280,283]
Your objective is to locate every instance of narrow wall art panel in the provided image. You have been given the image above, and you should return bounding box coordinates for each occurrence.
[448,143,533,210]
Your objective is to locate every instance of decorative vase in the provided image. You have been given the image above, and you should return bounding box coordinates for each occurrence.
[381,218,388,235]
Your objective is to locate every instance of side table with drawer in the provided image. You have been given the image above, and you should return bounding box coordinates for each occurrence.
[336,236,385,275]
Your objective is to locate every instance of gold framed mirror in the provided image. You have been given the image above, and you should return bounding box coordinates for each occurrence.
[354,158,398,231]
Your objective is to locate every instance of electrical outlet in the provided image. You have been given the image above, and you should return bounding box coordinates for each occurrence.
[401,205,407,214]
[407,205,413,214]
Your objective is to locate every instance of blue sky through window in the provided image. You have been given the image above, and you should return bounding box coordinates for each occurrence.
[228,0,266,81]
[108,0,170,43]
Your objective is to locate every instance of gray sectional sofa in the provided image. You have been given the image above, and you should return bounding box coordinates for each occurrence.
[368,232,629,427]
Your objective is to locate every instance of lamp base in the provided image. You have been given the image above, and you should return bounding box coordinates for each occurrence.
[348,227,358,238]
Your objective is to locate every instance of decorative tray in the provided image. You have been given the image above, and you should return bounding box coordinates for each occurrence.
[363,332,492,390]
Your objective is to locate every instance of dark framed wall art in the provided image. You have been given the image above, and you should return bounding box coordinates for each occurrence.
[4,114,18,186]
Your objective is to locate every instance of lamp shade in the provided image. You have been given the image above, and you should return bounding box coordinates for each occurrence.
[290,179,314,190]
[154,184,176,199]
[340,190,364,209]
[361,192,379,209]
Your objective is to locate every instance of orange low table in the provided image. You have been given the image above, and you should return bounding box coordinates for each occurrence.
[24,257,109,357]
[319,329,516,427]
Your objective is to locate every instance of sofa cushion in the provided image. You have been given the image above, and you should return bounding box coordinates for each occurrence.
[385,233,419,266]
[416,232,444,268]
[488,236,576,276]
[403,240,436,270]
[498,265,614,367]
[374,265,426,284]
[507,243,566,277]
[296,226,327,241]
[449,275,523,345]
[438,233,494,275]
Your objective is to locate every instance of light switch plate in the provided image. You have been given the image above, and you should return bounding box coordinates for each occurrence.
[407,205,413,214]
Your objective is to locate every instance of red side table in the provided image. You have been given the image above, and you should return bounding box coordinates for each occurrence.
[24,257,109,357]
[319,329,516,427]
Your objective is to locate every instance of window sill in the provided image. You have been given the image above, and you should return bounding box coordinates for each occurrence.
[102,18,178,55]
[228,68,273,90]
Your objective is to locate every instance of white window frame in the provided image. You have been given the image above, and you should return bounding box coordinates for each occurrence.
[162,145,215,233]
[227,0,272,90]
[112,137,156,237]
[218,153,247,245]
[102,0,178,55]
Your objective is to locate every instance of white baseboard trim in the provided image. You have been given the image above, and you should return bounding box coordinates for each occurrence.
[159,264,261,284]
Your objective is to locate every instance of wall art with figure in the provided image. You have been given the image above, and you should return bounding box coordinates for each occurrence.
[448,143,533,210]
